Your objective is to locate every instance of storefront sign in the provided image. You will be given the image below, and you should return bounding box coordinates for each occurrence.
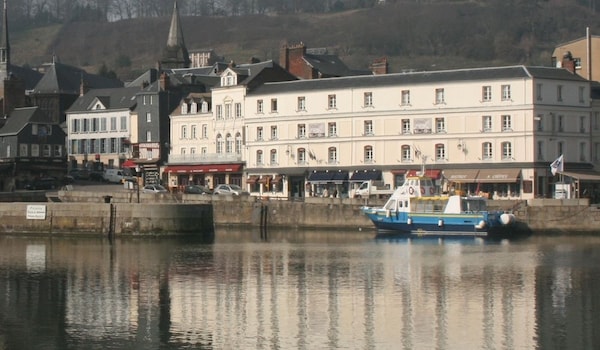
[26,205,47,220]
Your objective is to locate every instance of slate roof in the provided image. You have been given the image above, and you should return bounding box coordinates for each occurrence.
[125,69,159,88]
[32,61,123,95]
[8,64,43,90]
[249,65,588,95]
[66,86,140,113]
[303,53,371,77]
[0,107,51,136]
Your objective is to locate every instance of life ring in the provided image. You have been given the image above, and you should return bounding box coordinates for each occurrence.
[420,187,425,195]
[409,187,414,195]
[429,187,435,195]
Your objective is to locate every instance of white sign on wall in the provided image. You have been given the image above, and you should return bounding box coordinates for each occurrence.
[26,205,47,220]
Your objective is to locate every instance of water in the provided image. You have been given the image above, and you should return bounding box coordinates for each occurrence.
[0,230,599,349]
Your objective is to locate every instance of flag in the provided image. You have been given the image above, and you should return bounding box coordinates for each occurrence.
[550,154,564,175]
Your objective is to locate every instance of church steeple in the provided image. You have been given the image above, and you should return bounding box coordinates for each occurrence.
[160,0,190,69]
[0,0,10,81]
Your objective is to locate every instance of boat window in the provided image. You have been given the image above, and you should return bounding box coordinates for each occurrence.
[384,199,396,210]
[463,198,487,212]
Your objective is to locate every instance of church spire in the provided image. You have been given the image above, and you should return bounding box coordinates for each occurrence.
[161,0,190,69]
[0,0,10,80]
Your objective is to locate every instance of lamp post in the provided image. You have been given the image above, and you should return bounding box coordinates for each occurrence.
[135,165,140,203]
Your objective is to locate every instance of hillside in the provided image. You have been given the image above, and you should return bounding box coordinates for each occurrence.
[9,1,600,81]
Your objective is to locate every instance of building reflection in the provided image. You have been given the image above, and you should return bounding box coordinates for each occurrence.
[0,235,599,348]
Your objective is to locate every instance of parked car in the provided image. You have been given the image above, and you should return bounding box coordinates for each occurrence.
[103,169,131,183]
[69,169,90,180]
[213,184,248,195]
[89,171,105,182]
[142,184,168,193]
[183,185,212,195]
[25,177,57,190]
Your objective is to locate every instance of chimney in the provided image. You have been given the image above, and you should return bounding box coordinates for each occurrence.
[370,57,389,75]
[79,77,89,96]
[561,51,576,74]
[279,42,306,71]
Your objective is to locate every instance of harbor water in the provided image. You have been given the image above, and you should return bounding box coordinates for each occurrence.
[0,229,599,349]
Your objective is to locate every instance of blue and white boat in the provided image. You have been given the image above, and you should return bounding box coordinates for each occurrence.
[361,173,530,238]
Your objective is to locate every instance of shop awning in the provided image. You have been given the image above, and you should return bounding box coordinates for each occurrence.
[350,170,382,182]
[257,175,272,184]
[273,175,283,183]
[406,169,442,179]
[391,169,406,175]
[331,171,348,184]
[443,169,480,183]
[122,159,136,168]
[164,164,242,174]
[247,175,259,184]
[308,171,334,182]
[476,168,521,183]
[562,171,600,181]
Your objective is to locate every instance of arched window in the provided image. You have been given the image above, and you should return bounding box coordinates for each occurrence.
[401,145,411,162]
[256,150,263,165]
[226,133,233,153]
[435,143,446,161]
[181,125,187,139]
[364,145,374,163]
[328,147,337,164]
[235,133,242,154]
[216,134,223,154]
[501,142,512,160]
[270,149,278,165]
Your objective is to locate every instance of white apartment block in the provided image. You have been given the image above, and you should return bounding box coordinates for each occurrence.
[241,66,597,200]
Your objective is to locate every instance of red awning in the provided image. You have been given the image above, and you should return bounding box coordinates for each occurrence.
[406,169,441,179]
[164,164,242,174]
[122,159,137,168]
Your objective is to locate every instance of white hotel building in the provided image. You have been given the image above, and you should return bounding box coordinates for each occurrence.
[168,64,600,200]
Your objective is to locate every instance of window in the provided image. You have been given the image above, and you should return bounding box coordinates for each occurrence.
[82,119,89,132]
[190,147,196,155]
[271,98,278,112]
[435,118,445,133]
[328,147,337,164]
[181,125,187,139]
[296,96,306,111]
[191,125,197,139]
[537,141,544,161]
[580,116,586,133]
[364,120,373,135]
[482,115,492,132]
[225,103,231,119]
[364,92,373,107]
[201,101,208,113]
[536,83,543,101]
[235,133,242,154]
[401,145,411,162]
[579,86,585,103]
[100,118,107,132]
[328,122,337,137]
[298,148,306,164]
[595,112,600,130]
[216,105,223,120]
[270,126,278,140]
[364,145,374,163]
[146,131,151,142]
[328,94,337,109]
[146,112,151,122]
[435,144,446,161]
[190,102,197,114]
[298,124,306,138]
[558,115,564,132]
[110,117,117,131]
[595,143,600,162]
[256,150,263,165]
[257,100,264,113]
[53,145,62,157]
[501,85,511,101]
[120,116,127,131]
[71,119,79,133]
[216,134,223,153]
[19,144,27,156]
[42,144,51,157]
[256,127,263,141]
[536,115,543,131]
[482,86,492,101]
[502,115,512,131]
[31,144,39,157]
[435,88,445,104]
[235,103,242,118]
[401,90,410,105]
[226,134,233,153]
[557,85,563,102]
[558,141,564,155]
[270,149,278,165]
[100,138,107,153]
[502,142,512,160]
[580,142,587,161]
[482,142,493,160]
[402,119,411,134]
[202,124,208,139]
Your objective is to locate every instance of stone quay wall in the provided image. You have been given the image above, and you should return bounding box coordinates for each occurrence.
[0,190,598,235]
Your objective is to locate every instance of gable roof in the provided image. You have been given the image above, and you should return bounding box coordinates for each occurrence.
[249,65,588,95]
[32,61,123,95]
[216,60,297,90]
[8,64,43,90]
[0,106,52,136]
[66,86,140,113]
[303,52,371,77]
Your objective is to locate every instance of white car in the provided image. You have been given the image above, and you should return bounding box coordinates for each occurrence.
[142,184,168,193]
[213,184,248,195]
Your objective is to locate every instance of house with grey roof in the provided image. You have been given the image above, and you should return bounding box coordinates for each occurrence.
[0,106,67,191]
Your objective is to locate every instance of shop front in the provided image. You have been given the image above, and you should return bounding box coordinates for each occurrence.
[307,170,348,197]
[163,164,243,192]
[475,168,521,199]
[442,169,480,195]
[349,169,382,195]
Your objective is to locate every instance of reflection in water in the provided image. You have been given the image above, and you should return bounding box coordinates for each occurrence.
[0,232,599,349]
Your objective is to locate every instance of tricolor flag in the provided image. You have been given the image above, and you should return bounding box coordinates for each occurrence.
[550,154,564,175]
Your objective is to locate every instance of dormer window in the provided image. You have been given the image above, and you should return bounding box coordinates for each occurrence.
[180,103,188,114]
[221,71,236,86]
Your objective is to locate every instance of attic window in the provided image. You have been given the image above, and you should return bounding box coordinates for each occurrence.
[95,103,102,109]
